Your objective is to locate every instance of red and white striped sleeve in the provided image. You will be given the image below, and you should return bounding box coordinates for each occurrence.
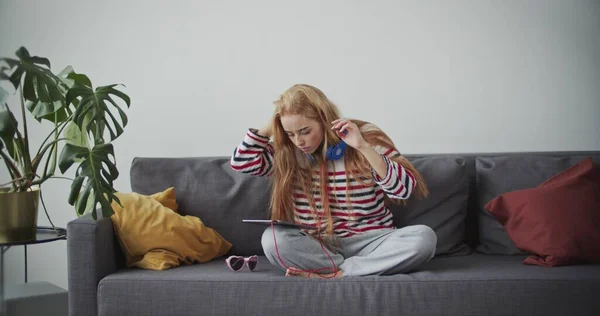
[230,129,274,177]
[370,146,416,200]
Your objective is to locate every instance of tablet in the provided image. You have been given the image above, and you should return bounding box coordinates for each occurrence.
[242,219,318,230]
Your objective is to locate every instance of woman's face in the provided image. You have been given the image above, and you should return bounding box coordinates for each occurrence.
[280,114,324,154]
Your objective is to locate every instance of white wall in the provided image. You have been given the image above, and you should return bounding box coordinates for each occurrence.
[1,0,599,290]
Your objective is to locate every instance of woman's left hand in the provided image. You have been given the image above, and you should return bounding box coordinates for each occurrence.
[331,118,368,150]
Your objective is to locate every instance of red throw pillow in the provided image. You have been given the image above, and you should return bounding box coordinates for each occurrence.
[485,157,600,267]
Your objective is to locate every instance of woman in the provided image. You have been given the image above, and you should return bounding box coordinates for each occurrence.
[230,84,436,278]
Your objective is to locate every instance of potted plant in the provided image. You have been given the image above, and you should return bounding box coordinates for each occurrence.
[0,47,130,242]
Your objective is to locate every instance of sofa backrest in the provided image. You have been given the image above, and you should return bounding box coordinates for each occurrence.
[130,151,600,257]
[445,151,600,250]
[130,156,271,256]
[460,151,600,255]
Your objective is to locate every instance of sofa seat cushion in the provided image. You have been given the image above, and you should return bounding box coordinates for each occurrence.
[97,254,600,316]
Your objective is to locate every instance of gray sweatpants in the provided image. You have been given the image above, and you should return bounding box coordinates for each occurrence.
[261,224,437,277]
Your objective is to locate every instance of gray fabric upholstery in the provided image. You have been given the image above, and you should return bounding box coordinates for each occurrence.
[402,151,600,249]
[475,154,600,255]
[390,156,471,256]
[130,157,271,256]
[130,155,472,257]
[66,151,600,316]
[97,253,600,316]
[67,211,122,316]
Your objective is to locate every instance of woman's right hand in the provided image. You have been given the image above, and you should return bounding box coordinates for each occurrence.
[257,121,273,138]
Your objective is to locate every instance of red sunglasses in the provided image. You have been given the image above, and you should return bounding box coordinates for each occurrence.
[226,255,258,272]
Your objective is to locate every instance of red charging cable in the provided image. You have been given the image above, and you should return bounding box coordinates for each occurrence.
[270,162,341,279]
[271,220,340,279]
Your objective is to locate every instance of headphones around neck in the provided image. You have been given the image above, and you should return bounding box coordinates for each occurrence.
[306,130,347,163]
[325,140,347,161]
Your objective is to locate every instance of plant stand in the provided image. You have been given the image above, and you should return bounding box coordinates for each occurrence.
[5,282,67,316]
[0,227,66,316]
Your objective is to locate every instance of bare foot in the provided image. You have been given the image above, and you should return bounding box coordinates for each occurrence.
[285,268,344,279]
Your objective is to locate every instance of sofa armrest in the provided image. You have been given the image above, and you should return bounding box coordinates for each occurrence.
[67,211,120,316]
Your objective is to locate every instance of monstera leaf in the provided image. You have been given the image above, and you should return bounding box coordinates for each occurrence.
[26,66,77,123]
[58,143,120,218]
[0,47,69,123]
[0,94,25,167]
[0,87,16,156]
[0,103,17,158]
[66,73,130,143]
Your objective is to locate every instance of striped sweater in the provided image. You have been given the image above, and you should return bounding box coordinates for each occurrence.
[230,129,417,237]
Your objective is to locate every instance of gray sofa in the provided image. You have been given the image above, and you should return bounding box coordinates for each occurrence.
[67,151,600,316]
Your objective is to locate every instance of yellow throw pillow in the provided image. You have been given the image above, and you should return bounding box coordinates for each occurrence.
[110,187,232,270]
[150,187,179,213]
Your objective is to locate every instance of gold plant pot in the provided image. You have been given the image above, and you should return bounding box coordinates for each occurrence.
[0,187,40,243]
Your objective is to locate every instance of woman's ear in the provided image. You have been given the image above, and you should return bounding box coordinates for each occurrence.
[335,129,348,138]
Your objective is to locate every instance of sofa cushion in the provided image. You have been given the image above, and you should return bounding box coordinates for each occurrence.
[150,186,179,213]
[130,157,270,256]
[485,157,600,266]
[110,188,232,270]
[391,156,471,256]
[97,253,600,316]
[475,154,600,255]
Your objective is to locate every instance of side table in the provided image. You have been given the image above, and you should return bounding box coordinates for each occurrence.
[0,226,67,316]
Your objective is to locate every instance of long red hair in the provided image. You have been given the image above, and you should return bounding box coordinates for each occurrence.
[269,84,428,237]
